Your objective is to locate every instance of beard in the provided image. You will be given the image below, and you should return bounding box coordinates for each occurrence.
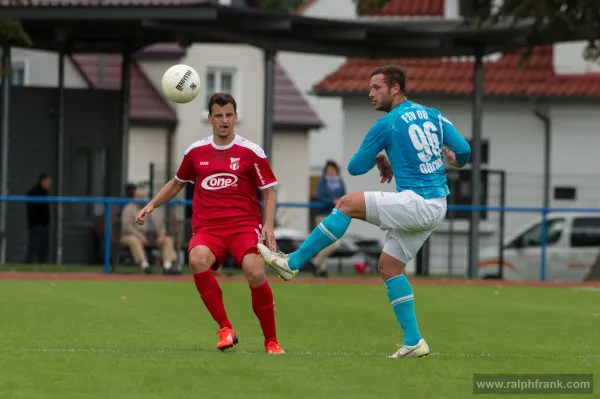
[376,98,393,112]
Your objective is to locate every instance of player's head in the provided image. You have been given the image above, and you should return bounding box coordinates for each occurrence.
[369,65,407,112]
[207,93,238,139]
[38,173,52,190]
[134,187,149,200]
[323,160,340,177]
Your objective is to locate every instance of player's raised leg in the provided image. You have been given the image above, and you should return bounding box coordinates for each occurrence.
[240,253,284,354]
[258,192,365,279]
[189,239,238,351]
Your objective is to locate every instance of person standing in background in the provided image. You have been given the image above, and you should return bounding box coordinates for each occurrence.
[313,160,346,277]
[25,173,52,263]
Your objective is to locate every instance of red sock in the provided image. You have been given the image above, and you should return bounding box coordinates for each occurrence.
[193,270,232,330]
[250,281,277,345]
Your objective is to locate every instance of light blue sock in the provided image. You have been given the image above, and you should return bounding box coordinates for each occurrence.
[287,209,351,271]
[384,274,421,346]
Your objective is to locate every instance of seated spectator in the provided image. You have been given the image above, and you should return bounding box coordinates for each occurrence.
[120,187,177,274]
[313,160,347,277]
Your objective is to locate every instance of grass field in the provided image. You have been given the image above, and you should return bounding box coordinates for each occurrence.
[0,273,598,398]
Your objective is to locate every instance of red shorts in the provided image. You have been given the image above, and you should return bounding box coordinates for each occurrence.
[188,224,264,270]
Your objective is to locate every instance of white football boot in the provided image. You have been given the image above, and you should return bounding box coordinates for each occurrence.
[388,338,430,358]
[257,244,298,281]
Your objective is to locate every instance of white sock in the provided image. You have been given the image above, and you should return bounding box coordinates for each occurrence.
[141,261,149,268]
[164,261,172,270]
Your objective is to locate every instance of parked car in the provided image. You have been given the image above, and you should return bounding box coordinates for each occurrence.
[346,234,383,259]
[273,228,381,275]
[478,212,600,282]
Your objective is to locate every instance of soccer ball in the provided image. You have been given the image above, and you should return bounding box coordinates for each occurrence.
[161,64,201,104]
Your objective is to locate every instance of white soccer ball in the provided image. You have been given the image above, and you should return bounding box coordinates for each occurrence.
[161,64,201,104]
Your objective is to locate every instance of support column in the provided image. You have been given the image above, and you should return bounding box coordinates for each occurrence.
[56,47,66,265]
[0,46,11,265]
[467,45,484,278]
[262,50,276,160]
[120,51,131,192]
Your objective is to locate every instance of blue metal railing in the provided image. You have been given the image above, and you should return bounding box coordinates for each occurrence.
[1,195,599,279]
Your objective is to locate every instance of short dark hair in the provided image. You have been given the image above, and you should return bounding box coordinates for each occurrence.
[125,183,137,198]
[207,93,237,115]
[323,160,340,176]
[371,65,407,94]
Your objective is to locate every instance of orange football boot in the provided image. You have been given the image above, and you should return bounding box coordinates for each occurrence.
[265,340,285,355]
[216,327,238,351]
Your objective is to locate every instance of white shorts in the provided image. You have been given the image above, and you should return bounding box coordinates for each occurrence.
[364,190,447,264]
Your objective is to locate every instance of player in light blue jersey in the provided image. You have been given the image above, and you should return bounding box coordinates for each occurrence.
[258,65,470,358]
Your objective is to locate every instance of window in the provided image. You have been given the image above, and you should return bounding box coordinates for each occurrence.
[204,67,237,111]
[508,218,565,249]
[554,186,576,200]
[570,217,600,247]
[0,60,26,86]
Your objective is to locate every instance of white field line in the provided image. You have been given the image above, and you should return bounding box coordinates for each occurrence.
[2,347,599,359]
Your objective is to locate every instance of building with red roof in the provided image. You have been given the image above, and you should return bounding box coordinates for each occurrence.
[292,0,600,278]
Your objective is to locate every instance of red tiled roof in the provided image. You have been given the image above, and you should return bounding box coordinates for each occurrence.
[274,61,323,130]
[313,46,600,98]
[71,54,177,124]
[139,43,185,55]
[362,0,444,17]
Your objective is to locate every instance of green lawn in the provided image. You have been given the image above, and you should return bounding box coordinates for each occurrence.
[0,278,598,398]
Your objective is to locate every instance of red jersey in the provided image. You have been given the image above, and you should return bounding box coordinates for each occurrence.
[175,135,277,232]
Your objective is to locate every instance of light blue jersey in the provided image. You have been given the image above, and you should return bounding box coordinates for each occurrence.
[348,100,471,200]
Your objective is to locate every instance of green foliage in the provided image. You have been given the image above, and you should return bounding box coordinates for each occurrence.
[469,0,600,62]
[0,0,33,48]
[353,0,391,15]
[0,20,32,47]
[258,0,306,12]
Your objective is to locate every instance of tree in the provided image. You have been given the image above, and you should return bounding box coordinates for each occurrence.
[353,0,392,15]
[0,0,32,46]
[0,0,33,81]
[467,0,600,63]
[250,0,306,12]
[354,0,600,63]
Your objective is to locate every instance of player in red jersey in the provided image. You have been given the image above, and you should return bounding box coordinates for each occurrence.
[135,93,284,355]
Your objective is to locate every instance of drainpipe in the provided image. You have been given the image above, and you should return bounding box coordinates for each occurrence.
[533,98,551,211]
[533,98,551,282]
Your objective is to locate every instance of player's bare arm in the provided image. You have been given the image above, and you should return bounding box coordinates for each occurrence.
[376,153,393,183]
[136,179,186,225]
[443,146,466,168]
[260,186,277,252]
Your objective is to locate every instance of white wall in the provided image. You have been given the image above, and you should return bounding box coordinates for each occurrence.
[549,102,600,209]
[301,0,356,19]
[554,41,600,74]
[127,126,169,186]
[10,48,89,88]
[272,131,310,232]
[340,95,600,275]
[278,0,356,174]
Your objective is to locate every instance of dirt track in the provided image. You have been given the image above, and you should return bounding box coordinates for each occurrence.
[1,271,600,288]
